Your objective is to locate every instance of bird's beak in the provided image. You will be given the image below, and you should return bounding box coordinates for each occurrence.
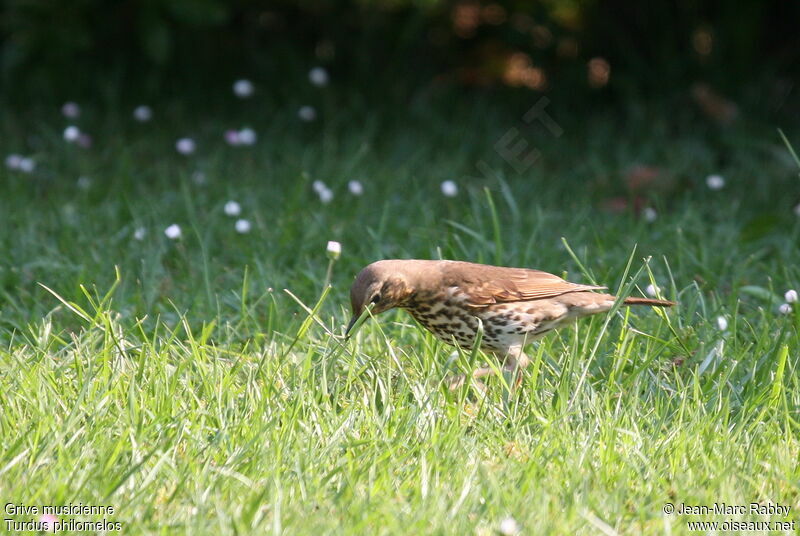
[345,303,379,339]
[345,314,360,339]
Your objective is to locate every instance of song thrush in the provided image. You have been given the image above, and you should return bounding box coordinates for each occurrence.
[346,260,674,388]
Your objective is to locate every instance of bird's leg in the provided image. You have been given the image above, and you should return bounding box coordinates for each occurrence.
[447,366,493,391]
[448,346,531,392]
[499,345,531,390]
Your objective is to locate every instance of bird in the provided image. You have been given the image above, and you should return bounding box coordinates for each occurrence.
[346,259,674,389]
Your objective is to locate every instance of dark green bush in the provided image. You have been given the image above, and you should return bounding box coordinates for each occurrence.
[1,0,797,102]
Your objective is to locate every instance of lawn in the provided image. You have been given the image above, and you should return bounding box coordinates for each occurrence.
[1,91,799,534]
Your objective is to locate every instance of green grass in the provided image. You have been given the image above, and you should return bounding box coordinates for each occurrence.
[1,94,799,534]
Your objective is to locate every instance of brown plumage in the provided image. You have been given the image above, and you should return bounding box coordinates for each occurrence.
[347,260,674,388]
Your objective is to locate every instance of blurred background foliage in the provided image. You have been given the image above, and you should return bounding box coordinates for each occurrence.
[2,0,798,113]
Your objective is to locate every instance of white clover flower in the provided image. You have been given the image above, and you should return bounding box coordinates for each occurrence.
[645,283,659,297]
[18,157,35,173]
[39,514,58,532]
[785,289,798,303]
[312,180,327,194]
[318,187,333,204]
[238,127,257,146]
[235,218,252,234]
[298,105,317,122]
[77,176,91,190]
[224,129,241,146]
[5,154,23,170]
[794,203,800,217]
[233,79,254,98]
[778,303,792,315]
[440,180,458,197]
[706,174,725,190]
[642,207,657,222]
[164,224,182,240]
[348,180,364,196]
[61,102,80,118]
[309,66,329,87]
[133,227,147,241]
[175,138,196,155]
[133,105,153,122]
[326,240,341,260]
[498,516,520,536]
[716,315,728,332]
[63,125,81,142]
[224,200,242,217]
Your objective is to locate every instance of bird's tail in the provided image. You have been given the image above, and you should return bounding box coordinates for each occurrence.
[623,296,676,307]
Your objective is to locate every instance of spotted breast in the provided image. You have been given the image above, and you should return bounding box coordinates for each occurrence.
[405,286,604,351]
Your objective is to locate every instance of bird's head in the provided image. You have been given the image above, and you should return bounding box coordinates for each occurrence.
[346,260,412,337]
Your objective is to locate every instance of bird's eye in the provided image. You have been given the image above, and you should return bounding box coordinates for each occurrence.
[370,294,381,304]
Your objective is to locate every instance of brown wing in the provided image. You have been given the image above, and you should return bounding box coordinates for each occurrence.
[443,263,606,307]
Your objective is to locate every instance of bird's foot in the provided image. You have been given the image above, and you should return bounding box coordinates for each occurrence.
[447,373,489,393]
